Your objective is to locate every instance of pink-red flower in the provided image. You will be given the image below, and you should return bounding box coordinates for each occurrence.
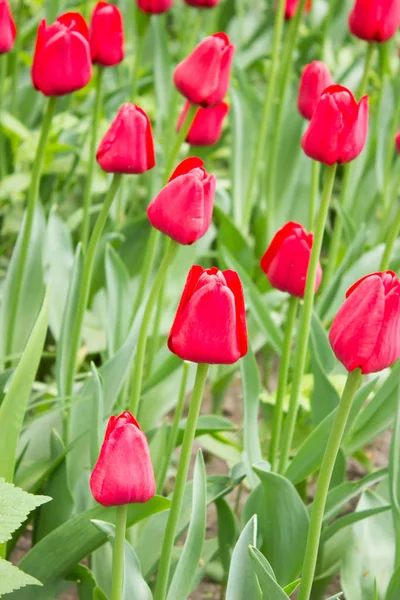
[260,221,322,298]
[168,266,248,364]
[147,157,216,245]
[395,129,400,154]
[285,0,312,20]
[32,12,92,96]
[349,0,400,43]
[0,0,16,54]
[298,61,333,120]
[177,102,229,146]
[184,0,220,7]
[329,271,400,374]
[136,0,174,14]
[90,412,156,506]
[301,84,368,165]
[174,33,235,107]
[96,103,155,174]
[90,1,124,67]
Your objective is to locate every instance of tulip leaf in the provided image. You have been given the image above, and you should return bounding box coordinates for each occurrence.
[386,565,400,600]
[215,497,238,580]
[248,546,289,599]
[240,347,263,488]
[226,516,262,600]
[105,244,131,357]
[67,565,108,600]
[167,450,207,600]
[321,505,391,543]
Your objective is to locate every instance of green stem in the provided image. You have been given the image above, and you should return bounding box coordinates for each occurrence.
[147,279,165,377]
[10,0,23,117]
[358,42,375,98]
[380,202,400,271]
[0,54,7,179]
[81,67,104,250]
[128,239,179,416]
[156,361,190,494]
[165,103,198,178]
[111,504,128,600]
[131,17,149,102]
[278,164,337,473]
[154,363,209,600]
[380,162,400,241]
[309,161,320,230]
[5,96,57,358]
[241,0,286,230]
[297,368,362,600]
[269,296,299,472]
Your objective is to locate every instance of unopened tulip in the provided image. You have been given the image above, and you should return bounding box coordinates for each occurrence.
[177,101,229,146]
[185,0,220,7]
[0,0,16,54]
[260,221,322,298]
[90,2,124,67]
[147,157,216,244]
[329,271,400,374]
[298,61,333,120]
[90,411,156,506]
[395,129,400,154]
[168,266,248,364]
[285,0,312,20]
[32,12,92,96]
[96,103,155,174]
[136,0,174,14]
[174,33,235,107]
[301,85,368,165]
[349,0,400,43]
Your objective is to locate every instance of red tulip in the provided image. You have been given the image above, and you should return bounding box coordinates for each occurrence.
[32,12,92,96]
[168,266,248,364]
[96,103,155,174]
[285,0,312,19]
[174,33,235,107]
[184,0,220,7]
[177,101,229,146]
[301,85,368,165]
[0,0,16,54]
[136,0,174,14]
[147,157,216,245]
[90,412,156,506]
[260,221,322,298]
[90,1,124,67]
[395,129,400,154]
[329,271,400,374]
[349,0,400,42]
[297,61,333,120]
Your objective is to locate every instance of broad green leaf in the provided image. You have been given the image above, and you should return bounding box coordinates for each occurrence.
[105,244,131,356]
[214,205,255,276]
[0,559,42,596]
[89,364,104,470]
[240,348,262,488]
[386,565,400,600]
[283,579,300,595]
[226,516,262,600]
[321,505,391,543]
[389,385,400,547]
[173,415,236,447]
[248,546,288,599]
[167,451,207,600]
[230,85,248,225]
[310,312,337,374]
[0,291,49,483]
[0,479,50,544]
[67,565,107,600]
[215,497,238,580]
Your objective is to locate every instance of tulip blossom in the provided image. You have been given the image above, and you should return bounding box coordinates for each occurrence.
[147,157,216,245]
[349,0,400,43]
[174,33,235,107]
[260,221,322,298]
[136,0,174,14]
[329,271,400,374]
[168,266,248,364]
[177,101,229,146]
[32,12,92,96]
[96,103,155,174]
[301,85,368,165]
[184,0,220,7]
[395,129,400,154]
[90,411,156,506]
[285,0,312,19]
[0,0,16,54]
[298,61,333,120]
[90,1,124,67]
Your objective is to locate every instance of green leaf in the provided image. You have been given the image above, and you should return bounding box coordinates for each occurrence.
[0,291,49,483]
[214,205,255,276]
[249,546,288,599]
[174,415,236,446]
[230,86,249,225]
[167,450,207,600]
[240,348,263,488]
[321,505,391,543]
[226,516,262,600]
[0,559,42,597]
[282,579,300,595]
[152,15,171,120]
[215,498,238,579]
[89,364,104,470]
[105,244,131,356]
[389,385,400,544]
[67,565,107,600]
[386,565,400,600]
[0,479,50,544]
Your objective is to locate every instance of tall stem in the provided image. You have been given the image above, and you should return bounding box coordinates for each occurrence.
[128,239,179,416]
[241,0,286,230]
[380,202,400,271]
[81,67,104,249]
[147,279,165,377]
[111,504,128,600]
[309,161,320,229]
[269,296,298,472]
[165,103,198,177]
[297,368,362,600]
[154,363,209,600]
[358,42,375,98]
[5,96,57,358]
[0,54,7,179]
[278,164,337,473]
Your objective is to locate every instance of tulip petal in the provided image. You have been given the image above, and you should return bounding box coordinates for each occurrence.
[223,270,248,358]
[174,37,222,106]
[168,156,204,181]
[340,95,369,164]
[362,286,400,373]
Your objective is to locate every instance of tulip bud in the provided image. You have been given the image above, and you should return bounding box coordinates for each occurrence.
[260,221,322,298]
[184,0,220,7]
[177,101,229,146]
[90,411,156,506]
[96,103,155,174]
[0,0,16,54]
[301,85,368,165]
[32,12,92,96]
[297,61,333,120]
[168,266,248,364]
[395,129,400,154]
[329,271,400,374]
[285,0,312,20]
[90,2,124,67]
[349,0,400,43]
[174,33,235,107]
[147,157,216,244]
[136,0,174,14]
